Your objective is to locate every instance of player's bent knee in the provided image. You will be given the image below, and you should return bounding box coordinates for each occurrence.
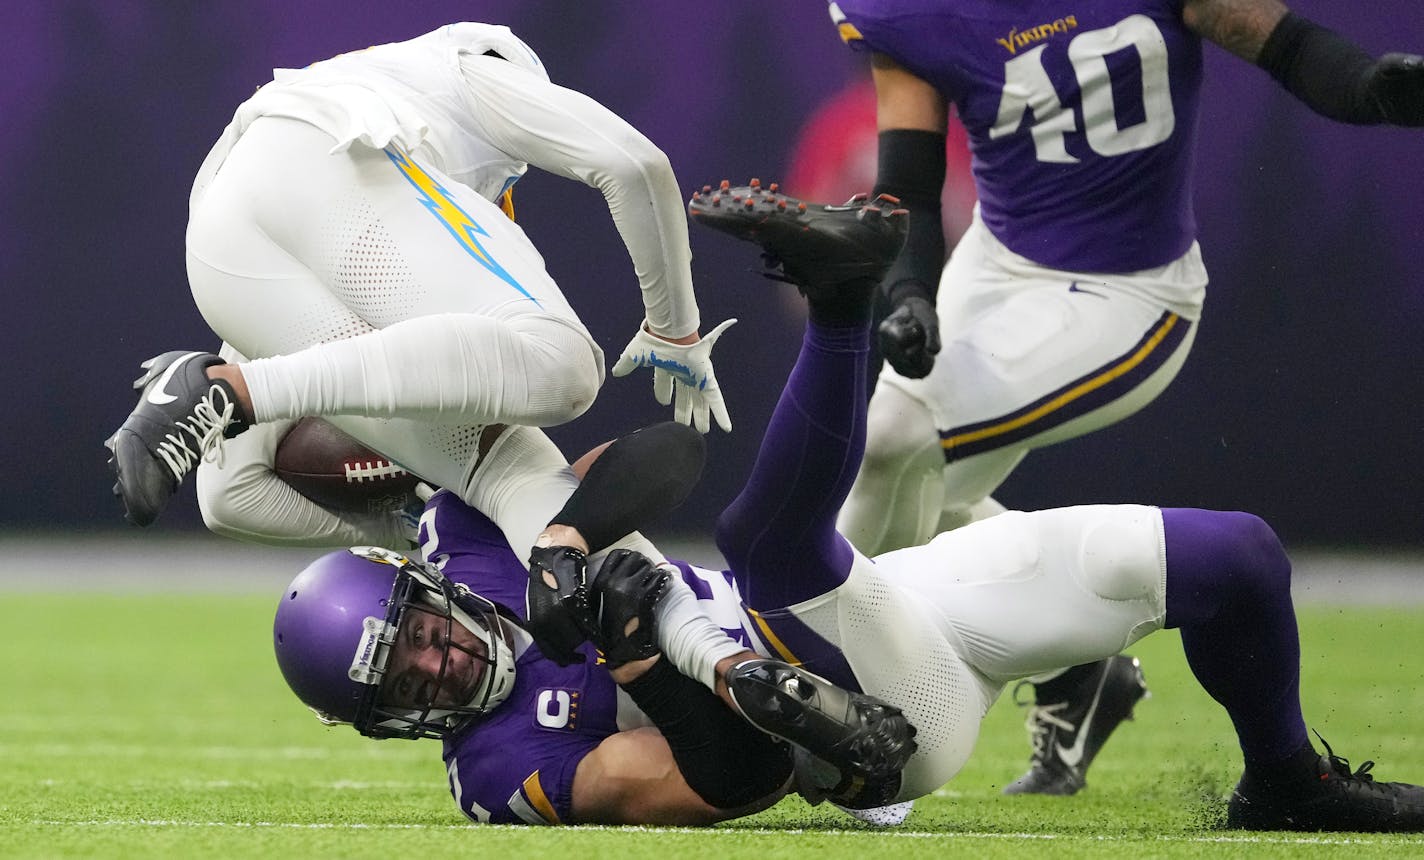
[551,367,600,424]
[1164,509,1292,606]
[515,328,603,426]
[1220,511,1292,597]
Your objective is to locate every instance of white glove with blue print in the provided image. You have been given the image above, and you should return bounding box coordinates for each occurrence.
[612,318,737,434]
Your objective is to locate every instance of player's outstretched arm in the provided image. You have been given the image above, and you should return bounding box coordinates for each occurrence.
[463,56,734,428]
[1185,0,1424,126]
[868,53,948,379]
[570,726,782,825]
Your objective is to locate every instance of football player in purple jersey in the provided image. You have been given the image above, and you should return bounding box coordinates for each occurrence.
[270,198,925,827]
[824,0,1424,795]
[272,190,1424,831]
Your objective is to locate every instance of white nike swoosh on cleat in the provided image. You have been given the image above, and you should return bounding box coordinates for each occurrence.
[144,353,204,407]
[1054,672,1111,771]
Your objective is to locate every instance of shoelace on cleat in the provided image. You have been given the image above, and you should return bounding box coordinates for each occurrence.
[1317,733,1379,788]
[154,383,237,480]
[1014,682,1076,760]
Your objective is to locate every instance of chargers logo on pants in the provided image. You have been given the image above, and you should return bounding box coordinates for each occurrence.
[385,148,539,306]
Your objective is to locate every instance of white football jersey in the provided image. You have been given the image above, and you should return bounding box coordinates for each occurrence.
[190,22,700,339]
[199,24,546,204]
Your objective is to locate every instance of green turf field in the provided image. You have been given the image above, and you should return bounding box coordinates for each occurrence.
[5,594,1422,857]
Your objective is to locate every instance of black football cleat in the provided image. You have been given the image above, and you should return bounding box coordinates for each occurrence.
[105,350,250,526]
[726,658,917,784]
[1226,737,1424,832]
[1002,655,1149,796]
[687,179,908,290]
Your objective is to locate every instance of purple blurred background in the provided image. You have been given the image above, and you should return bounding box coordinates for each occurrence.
[4,1,1421,547]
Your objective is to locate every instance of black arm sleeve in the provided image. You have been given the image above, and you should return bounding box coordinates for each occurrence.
[1256,12,1384,124]
[621,658,793,808]
[873,129,948,306]
[548,422,705,552]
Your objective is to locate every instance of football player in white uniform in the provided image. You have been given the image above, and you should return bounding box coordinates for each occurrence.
[106,23,735,558]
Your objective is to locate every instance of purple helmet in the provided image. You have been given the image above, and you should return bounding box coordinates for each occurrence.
[273,546,517,740]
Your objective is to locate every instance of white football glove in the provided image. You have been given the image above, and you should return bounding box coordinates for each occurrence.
[611,319,737,433]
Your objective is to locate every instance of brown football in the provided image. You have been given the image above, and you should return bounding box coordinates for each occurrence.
[274,418,420,514]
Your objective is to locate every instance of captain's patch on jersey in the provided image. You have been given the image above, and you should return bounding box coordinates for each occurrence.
[533,687,581,731]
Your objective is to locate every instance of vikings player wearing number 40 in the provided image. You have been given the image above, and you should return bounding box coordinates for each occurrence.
[825,0,1424,796]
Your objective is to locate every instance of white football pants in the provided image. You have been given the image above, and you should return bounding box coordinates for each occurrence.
[838,212,1205,555]
[188,117,600,552]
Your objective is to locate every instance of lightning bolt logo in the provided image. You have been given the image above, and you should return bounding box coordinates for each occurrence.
[384,148,540,306]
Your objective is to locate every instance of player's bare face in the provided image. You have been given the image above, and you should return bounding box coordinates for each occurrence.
[381,607,488,710]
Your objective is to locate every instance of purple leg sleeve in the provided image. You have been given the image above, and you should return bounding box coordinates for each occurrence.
[1162,508,1309,766]
[714,322,869,608]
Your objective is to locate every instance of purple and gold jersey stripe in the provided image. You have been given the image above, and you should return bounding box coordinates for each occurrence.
[940,311,1190,462]
[508,771,560,825]
[744,606,863,693]
[747,607,801,665]
[830,2,864,43]
[384,147,539,305]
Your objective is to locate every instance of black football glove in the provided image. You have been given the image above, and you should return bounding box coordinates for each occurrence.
[1369,53,1424,126]
[591,549,671,669]
[526,545,597,666]
[878,295,941,379]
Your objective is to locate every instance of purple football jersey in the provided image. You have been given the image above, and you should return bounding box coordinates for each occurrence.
[441,642,621,824]
[415,492,615,824]
[415,491,811,824]
[832,0,1203,272]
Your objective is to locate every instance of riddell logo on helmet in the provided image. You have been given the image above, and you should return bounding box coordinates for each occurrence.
[997,16,1079,55]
